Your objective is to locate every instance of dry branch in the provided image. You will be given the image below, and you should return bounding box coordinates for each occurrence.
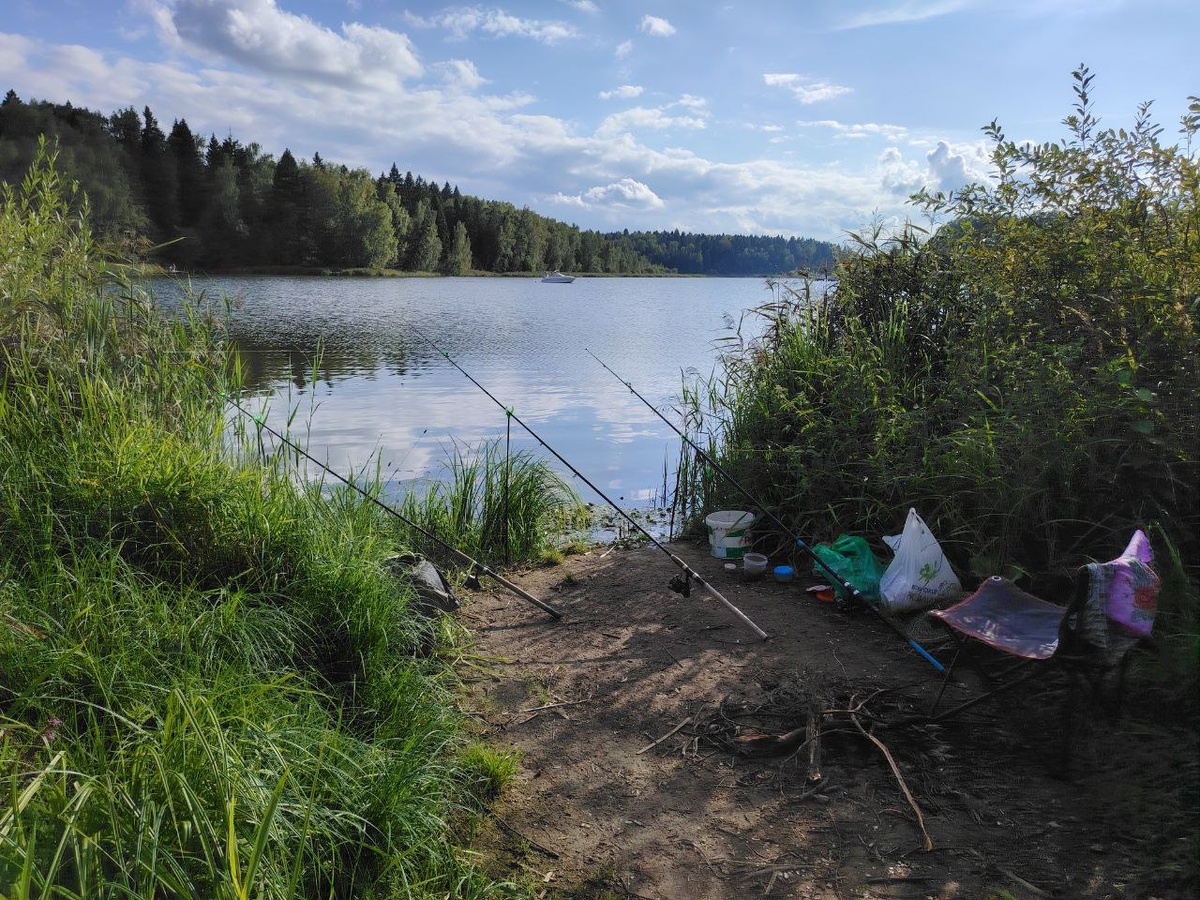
[637,717,691,754]
[850,714,934,852]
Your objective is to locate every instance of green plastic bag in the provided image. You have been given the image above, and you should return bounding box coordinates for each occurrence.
[811,534,884,602]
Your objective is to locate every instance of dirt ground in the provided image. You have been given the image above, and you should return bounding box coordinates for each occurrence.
[458,539,1198,900]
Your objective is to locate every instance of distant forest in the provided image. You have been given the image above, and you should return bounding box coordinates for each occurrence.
[0,91,835,277]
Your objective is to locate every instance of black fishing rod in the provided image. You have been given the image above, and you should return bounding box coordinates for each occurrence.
[414,330,770,641]
[225,395,562,620]
[586,349,945,673]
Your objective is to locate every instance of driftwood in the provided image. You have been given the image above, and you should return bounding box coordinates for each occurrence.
[733,725,809,755]
[732,698,826,771]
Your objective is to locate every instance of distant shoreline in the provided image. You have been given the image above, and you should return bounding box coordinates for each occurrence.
[140,265,819,280]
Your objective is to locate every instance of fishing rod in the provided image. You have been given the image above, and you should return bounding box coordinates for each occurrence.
[414,329,770,641]
[586,349,945,673]
[224,395,562,620]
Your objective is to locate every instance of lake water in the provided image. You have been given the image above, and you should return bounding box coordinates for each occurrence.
[149,275,783,521]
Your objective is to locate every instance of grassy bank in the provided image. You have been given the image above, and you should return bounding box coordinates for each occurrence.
[0,144,549,896]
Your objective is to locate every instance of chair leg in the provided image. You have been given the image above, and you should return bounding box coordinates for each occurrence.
[928,645,963,717]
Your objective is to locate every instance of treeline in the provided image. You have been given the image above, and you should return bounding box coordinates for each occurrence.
[613,229,834,276]
[0,90,834,276]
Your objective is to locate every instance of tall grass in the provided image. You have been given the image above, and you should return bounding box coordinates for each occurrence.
[398,439,585,568]
[0,143,520,896]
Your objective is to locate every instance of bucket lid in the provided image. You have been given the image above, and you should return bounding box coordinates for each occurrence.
[706,510,755,528]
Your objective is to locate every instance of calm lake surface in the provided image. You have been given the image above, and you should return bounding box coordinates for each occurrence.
[151,275,782,516]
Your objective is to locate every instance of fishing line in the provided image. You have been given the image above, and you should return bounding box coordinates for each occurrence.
[586,349,945,673]
[223,393,562,620]
[412,327,769,641]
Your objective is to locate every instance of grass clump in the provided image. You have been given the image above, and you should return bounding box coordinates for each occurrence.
[398,439,586,569]
[457,744,520,808]
[0,142,521,896]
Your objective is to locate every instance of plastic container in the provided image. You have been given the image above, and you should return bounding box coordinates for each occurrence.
[743,552,769,579]
[705,510,756,559]
[723,562,738,575]
[773,565,794,584]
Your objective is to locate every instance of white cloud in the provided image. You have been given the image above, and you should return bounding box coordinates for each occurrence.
[639,15,676,37]
[836,0,974,30]
[796,119,910,141]
[764,73,852,104]
[599,84,643,100]
[878,146,926,196]
[162,0,423,90]
[925,140,969,193]
[580,178,665,209]
[562,0,600,12]
[596,105,707,136]
[404,6,578,43]
[924,139,991,192]
[615,39,633,58]
[435,58,487,90]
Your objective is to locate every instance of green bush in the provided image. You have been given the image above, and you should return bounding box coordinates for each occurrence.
[691,67,1198,582]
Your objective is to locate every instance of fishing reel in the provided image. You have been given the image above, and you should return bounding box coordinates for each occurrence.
[668,572,692,597]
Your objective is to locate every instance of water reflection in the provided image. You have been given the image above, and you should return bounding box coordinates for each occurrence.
[151,275,781,515]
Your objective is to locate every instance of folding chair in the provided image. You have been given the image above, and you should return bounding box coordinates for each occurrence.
[925,530,1160,771]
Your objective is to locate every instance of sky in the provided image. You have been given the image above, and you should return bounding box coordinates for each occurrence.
[1,0,1196,243]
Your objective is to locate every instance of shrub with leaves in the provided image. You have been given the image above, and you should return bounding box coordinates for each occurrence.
[697,66,1198,580]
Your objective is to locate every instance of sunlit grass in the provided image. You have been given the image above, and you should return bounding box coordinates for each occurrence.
[0,142,523,897]
[398,439,586,569]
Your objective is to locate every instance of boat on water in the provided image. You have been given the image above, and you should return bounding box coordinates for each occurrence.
[540,271,575,283]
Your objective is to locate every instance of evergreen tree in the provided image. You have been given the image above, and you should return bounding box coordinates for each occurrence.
[139,105,178,240]
[167,119,204,227]
[443,220,472,275]
[406,201,442,271]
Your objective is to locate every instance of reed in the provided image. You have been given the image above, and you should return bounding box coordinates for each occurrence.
[398,439,586,568]
[0,143,519,896]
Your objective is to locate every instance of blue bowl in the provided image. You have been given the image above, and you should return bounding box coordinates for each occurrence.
[773,565,794,583]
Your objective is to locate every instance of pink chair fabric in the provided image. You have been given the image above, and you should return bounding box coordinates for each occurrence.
[929,576,1064,660]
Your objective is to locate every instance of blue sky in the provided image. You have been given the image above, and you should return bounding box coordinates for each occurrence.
[2,0,1195,242]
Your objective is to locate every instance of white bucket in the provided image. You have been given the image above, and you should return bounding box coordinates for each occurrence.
[705,510,756,559]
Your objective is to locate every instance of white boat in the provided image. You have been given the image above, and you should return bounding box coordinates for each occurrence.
[540,270,575,283]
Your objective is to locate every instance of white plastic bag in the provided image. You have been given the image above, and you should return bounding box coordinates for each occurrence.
[880,508,962,611]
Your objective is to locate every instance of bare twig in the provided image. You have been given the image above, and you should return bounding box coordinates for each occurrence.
[491,815,560,859]
[637,717,690,755]
[737,860,815,880]
[850,714,934,852]
[519,697,593,713]
[996,866,1050,898]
